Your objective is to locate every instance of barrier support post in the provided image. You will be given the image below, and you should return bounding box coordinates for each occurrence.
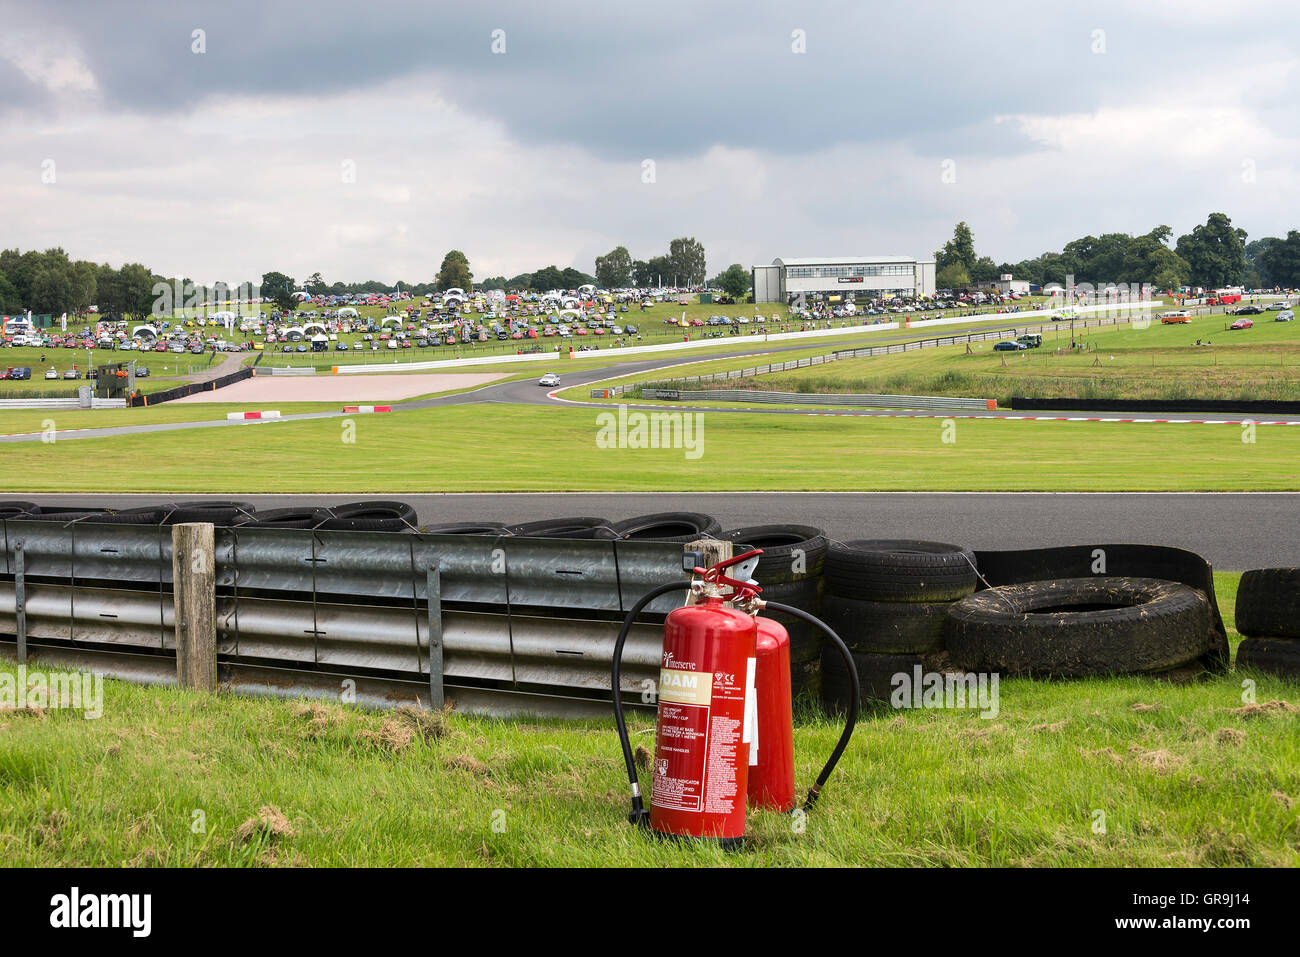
[14,542,26,664]
[172,523,217,692]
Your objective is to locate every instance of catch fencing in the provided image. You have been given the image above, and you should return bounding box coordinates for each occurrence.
[0,520,698,717]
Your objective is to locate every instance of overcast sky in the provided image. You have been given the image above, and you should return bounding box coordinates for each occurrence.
[2,0,1297,285]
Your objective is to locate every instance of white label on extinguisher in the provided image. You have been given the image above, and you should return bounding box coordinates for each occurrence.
[743,656,758,766]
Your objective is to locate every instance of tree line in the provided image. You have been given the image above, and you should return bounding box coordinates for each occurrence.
[936,213,1300,292]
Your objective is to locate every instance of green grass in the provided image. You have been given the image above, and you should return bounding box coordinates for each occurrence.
[2,572,1296,867]
[3,404,1297,492]
[0,403,345,436]
[675,312,1300,405]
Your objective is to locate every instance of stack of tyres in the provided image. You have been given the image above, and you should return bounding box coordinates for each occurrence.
[1234,568,1300,681]
[723,525,828,700]
[820,540,979,712]
[609,511,721,544]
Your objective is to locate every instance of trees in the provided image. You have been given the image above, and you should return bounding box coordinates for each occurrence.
[936,222,977,273]
[1259,231,1300,289]
[260,271,299,314]
[436,250,474,292]
[667,237,706,286]
[936,263,971,290]
[714,264,750,299]
[594,245,632,289]
[1175,213,1248,288]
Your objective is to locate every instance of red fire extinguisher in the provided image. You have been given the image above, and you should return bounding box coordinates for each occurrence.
[612,549,859,844]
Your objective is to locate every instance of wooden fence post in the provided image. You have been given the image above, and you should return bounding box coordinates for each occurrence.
[172,523,216,691]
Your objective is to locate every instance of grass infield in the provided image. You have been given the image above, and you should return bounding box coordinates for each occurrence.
[1,572,1296,866]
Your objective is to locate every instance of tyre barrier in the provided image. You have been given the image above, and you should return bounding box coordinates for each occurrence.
[234,507,329,529]
[826,539,979,603]
[1233,567,1300,682]
[723,525,830,699]
[1236,637,1300,681]
[971,544,1229,674]
[506,517,617,540]
[420,522,513,536]
[609,511,721,544]
[1234,568,1300,639]
[160,501,259,526]
[944,577,1214,678]
[317,501,418,533]
[820,539,978,707]
[821,649,927,714]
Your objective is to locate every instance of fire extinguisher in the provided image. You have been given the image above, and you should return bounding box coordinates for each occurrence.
[611,549,860,844]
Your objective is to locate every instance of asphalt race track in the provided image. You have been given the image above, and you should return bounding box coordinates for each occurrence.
[6,327,1300,443]
[13,491,1298,570]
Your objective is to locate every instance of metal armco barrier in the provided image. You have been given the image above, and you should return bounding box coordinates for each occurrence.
[642,388,991,410]
[605,313,1149,399]
[0,520,691,716]
[0,397,127,410]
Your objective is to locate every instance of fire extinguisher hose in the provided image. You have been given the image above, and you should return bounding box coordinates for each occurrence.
[763,601,861,811]
[611,579,691,828]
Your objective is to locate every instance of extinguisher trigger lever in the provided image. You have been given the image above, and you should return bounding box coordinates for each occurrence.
[692,548,764,601]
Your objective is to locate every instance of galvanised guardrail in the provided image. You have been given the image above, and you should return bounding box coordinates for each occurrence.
[0,397,126,409]
[597,313,1149,399]
[641,389,992,410]
[0,520,700,717]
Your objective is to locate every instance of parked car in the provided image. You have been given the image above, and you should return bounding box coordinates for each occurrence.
[1016,334,1042,348]
[1234,305,1265,316]
[538,372,560,387]
[44,368,58,380]
[1160,311,1192,324]
[1275,310,1295,322]
[993,340,1027,351]
[62,368,78,379]
[135,366,150,378]
[1230,317,1254,330]
[9,367,31,380]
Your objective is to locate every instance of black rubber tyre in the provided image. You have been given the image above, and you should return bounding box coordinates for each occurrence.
[761,578,824,663]
[820,647,923,710]
[1234,568,1300,639]
[791,657,821,701]
[318,501,417,532]
[507,517,616,539]
[823,594,949,654]
[826,539,978,602]
[1236,637,1300,680]
[99,506,166,525]
[610,511,721,544]
[21,508,114,523]
[721,524,827,584]
[0,501,39,518]
[238,507,328,529]
[945,576,1213,678]
[162,500,258,525]
[421,522,512,536]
